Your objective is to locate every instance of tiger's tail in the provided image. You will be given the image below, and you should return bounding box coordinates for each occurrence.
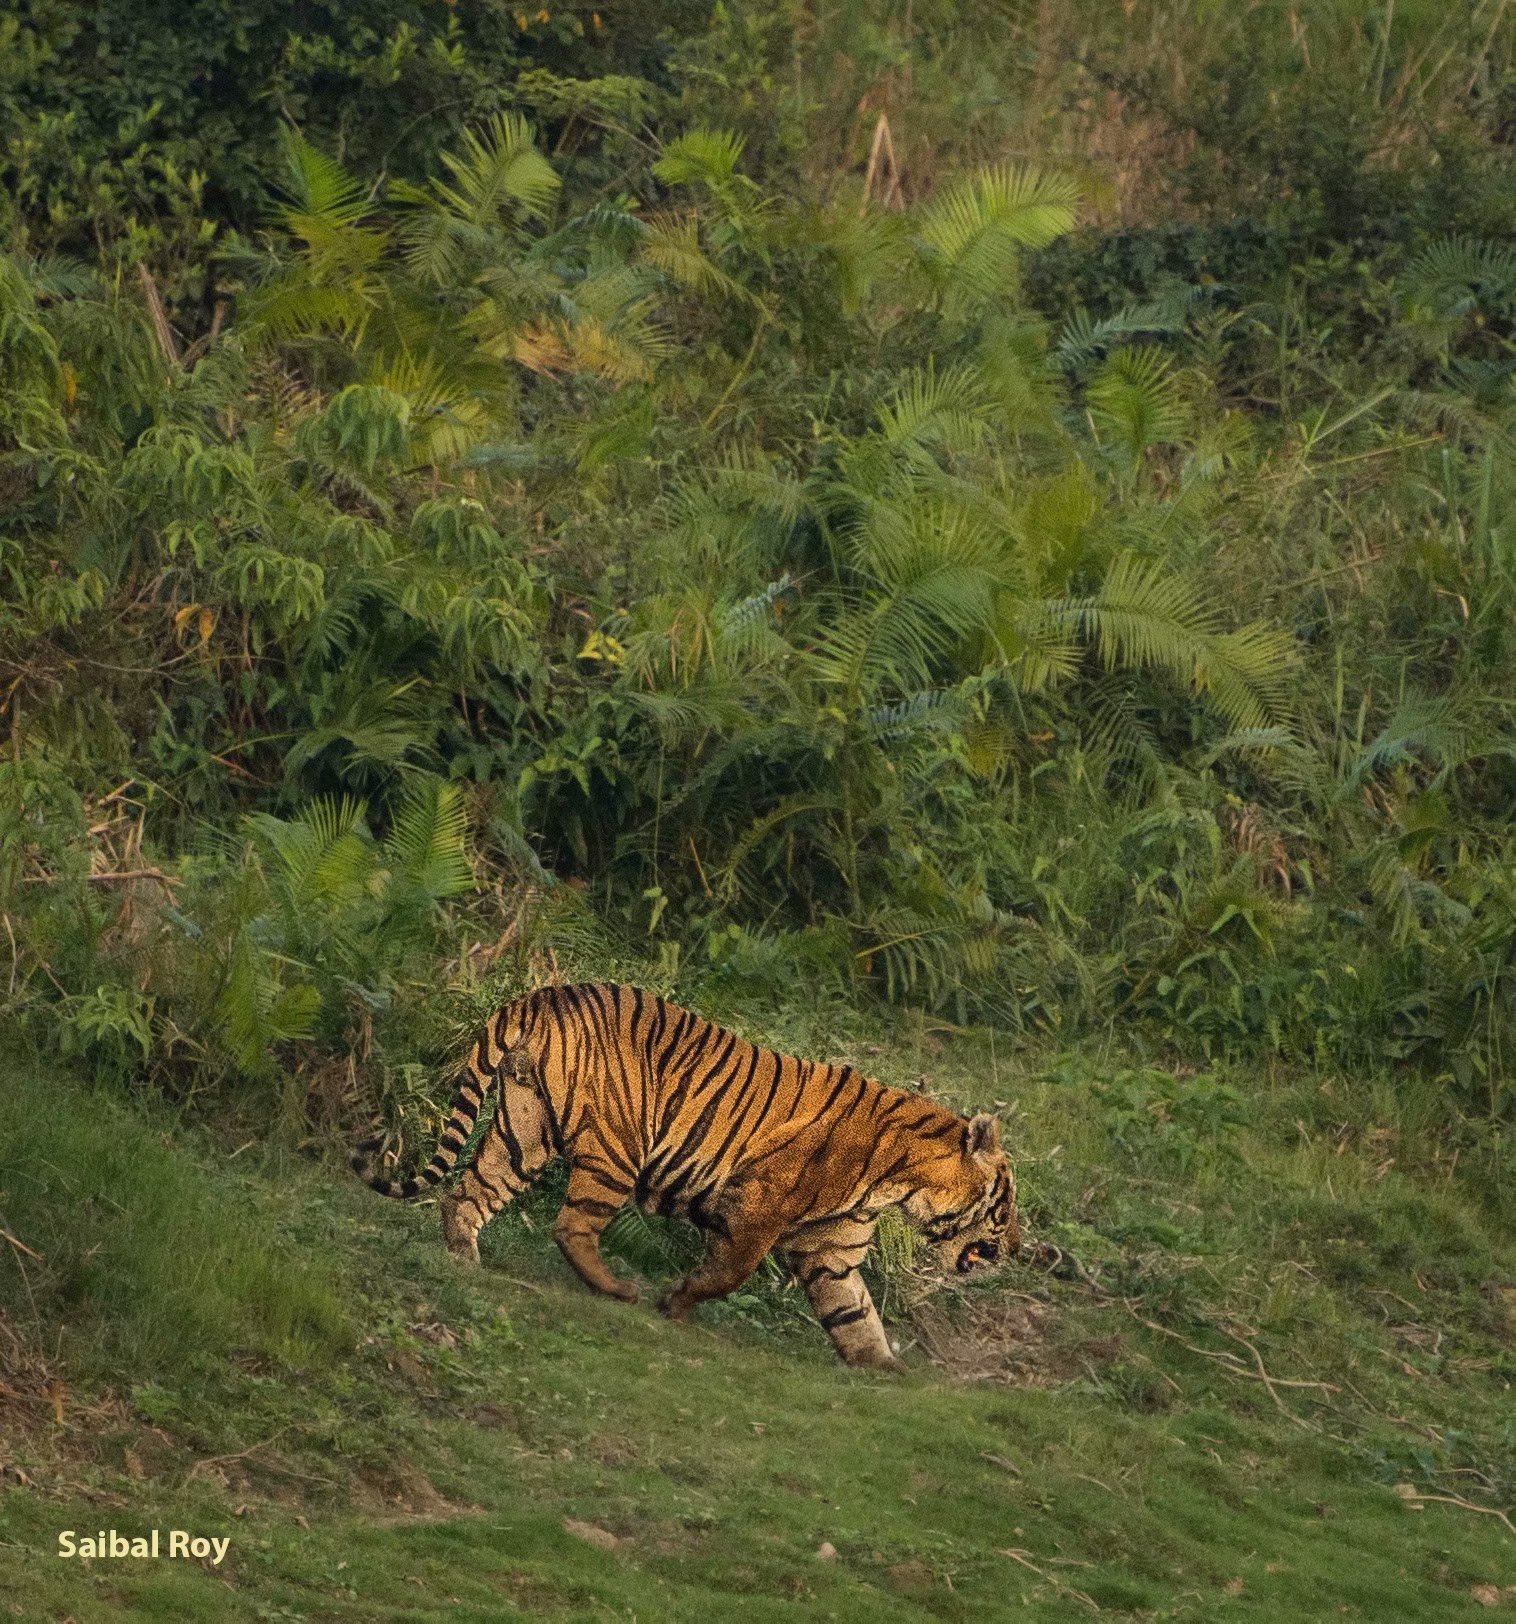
[351,1002,527,1199]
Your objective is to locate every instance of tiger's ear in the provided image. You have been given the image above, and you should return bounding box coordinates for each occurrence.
[965,1112,1000,1155]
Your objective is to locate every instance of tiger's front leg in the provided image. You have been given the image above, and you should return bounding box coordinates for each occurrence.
[657,1208,782,1322]
[787,1226,899,1370]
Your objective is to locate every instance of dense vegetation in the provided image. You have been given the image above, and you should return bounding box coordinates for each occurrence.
[3,1,1513,1136]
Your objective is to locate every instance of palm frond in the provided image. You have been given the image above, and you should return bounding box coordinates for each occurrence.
[653,128,748,191]
[1402,236,1516,321]
[384,778,474,903]
[432,112,561,228]
[1086,346,1189,464]
[1046,553,1297,728]
[916,163,1079,312]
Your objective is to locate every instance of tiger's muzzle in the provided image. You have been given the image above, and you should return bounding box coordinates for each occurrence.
[956,1238,1001,1272]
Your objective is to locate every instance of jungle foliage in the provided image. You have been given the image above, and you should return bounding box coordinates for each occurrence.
[1,0,1514,1133]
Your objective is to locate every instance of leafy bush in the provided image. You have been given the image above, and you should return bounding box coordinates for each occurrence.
[0,5,1513,1130]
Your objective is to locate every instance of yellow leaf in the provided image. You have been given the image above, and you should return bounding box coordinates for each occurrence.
[174,604,215,647]
[577,630,626,664]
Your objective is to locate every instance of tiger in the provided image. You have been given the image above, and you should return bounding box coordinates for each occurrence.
[352,983,1018,1368]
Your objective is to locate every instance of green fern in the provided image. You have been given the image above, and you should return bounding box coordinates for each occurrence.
[1045,553,1297,729]
[1086,346,1189,465]
[1402,236,1516,321]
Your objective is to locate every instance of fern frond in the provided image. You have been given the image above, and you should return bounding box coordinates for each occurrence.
[1055,288,1207,371]
[640,211,749,303]
[275,125,375,228]
[432,112,561,228]
[653,128,748,191]
[1402,235,1516,321]
[1046,554,1296,728]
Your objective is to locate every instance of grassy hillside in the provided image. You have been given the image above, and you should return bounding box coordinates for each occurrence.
[3,1017,1511,1620]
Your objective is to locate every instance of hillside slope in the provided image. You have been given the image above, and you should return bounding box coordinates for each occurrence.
[2,1029,1512,1621]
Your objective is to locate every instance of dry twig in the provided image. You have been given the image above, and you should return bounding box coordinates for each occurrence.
[998,1547,1100,1612]
[136,264,180,365]
[1,1227,42,1263]
[1399,1488,1516,1538]
[1123,1300,1338,1429]
[22,868,180,889]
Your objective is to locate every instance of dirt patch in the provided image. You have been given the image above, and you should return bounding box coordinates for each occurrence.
[586,1432,639,1467]
[910,1291,1098,1388]
[351,1460,480,1524]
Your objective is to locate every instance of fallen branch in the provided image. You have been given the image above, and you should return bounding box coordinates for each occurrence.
[22,868,181,890]
[184,1427,292,1486]
[1399,1489,1515,1538]
[998,1547,1100,1612]
[1217,1322,1324,1430]
[1123,1301,1338,1428]
[498,1276,550,1297]
[1026,1240,1112,1296]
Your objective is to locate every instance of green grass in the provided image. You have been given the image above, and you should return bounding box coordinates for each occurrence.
[1,1024,1512,1621]
[0,1065,350,1376]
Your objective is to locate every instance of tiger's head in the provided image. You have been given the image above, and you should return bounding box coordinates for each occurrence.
[907,1111,1019,1275]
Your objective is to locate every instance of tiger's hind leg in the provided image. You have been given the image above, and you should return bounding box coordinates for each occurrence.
[441,1053,557,1264]
[786,1221,899,1369]
[553,1155,639,1303]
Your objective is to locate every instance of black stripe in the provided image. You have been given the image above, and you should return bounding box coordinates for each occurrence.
[820,1305,870,1330]
[664,1022,735,1122]
[472,1163,509,1201]
[652,1008,697,1092]
[891,1106,945,1137]
[748,1048,786,1142]
[629,985,652,1140]
[492,1109,529,1181]
[698,1040,767,1172]
[563,1196,622,1219]
[586,983,640,1145]
[803,1261,856,1285]
[653,1036,750,1191]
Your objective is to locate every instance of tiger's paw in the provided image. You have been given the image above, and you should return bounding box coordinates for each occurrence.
[840,1347,904,1373]
[656,1287,691,1321]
